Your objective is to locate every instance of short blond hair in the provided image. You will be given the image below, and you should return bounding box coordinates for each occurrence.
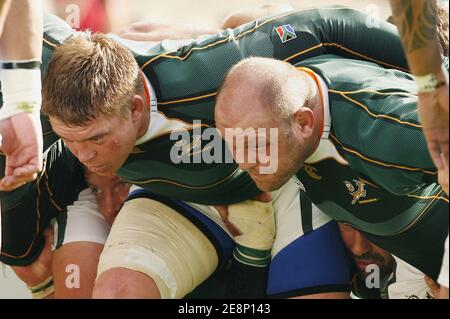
[42,32,143,125]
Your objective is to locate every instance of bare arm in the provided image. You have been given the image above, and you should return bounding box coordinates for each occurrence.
[118,21,221,42]
[389,0,442,75]
[119,4,294,42]
[0,0,11,35]
[0,0,43,60]
[222,4,294,29]
[390,0,449,173]
[0,0,44,191]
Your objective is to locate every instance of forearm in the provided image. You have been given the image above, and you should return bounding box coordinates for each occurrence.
[0,0,43,61]
[119,21,221,42]
[222,4,294,29]
[0,0,12,35]
[390,0,442,75]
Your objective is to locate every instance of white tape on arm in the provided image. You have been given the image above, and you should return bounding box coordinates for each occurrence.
[0,68,42,121]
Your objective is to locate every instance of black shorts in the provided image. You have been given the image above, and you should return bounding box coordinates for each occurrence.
[0,138,86,266]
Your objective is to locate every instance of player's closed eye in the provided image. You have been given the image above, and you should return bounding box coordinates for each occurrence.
[91,136,105,144]
[90,187,103,195]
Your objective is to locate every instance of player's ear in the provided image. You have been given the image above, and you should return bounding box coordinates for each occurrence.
[292,108,315,139]
[130,95,146,123]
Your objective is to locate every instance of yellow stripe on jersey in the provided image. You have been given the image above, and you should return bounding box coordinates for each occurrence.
[331,91,423,129]
[330,133,437,176]
[129,167,241,190]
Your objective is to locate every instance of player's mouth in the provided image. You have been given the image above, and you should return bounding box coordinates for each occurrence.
[89,164,107,173]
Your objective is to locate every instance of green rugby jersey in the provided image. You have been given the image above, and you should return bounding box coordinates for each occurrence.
[294,55,448,278]
[0,6,416,264]
[44,6,412,205]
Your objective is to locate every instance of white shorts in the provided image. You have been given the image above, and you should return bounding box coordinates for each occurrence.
[53,188,110,249]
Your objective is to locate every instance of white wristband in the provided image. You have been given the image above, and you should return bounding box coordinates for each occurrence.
[28,276,55,299]
[0,68,42,121]
[414,65,449,93]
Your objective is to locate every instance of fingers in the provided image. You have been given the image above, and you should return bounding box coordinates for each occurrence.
[214,205,241,236]
[424,276,437,288]
[0,149,42,191]
[0,174,35,191]
[0,165,38,191]
[441,142,449,172]
[425,134,449,172]
[438,153,449,196]
[427,140,444,171]
[0,160,41,191]
[12,163,42,177]
[424,276,440,297]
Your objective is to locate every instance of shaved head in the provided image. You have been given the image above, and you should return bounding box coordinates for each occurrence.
[216,57,315,129]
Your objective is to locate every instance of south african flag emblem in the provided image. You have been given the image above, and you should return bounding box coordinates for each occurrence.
[275,24,297,43]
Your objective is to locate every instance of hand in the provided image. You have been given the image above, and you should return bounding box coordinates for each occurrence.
[418,71,449,171]
[228,200,275,251]
[425,276,441,299]
[215,193,275,266]
[215,192,272,236]
[438,153,449,196]
[0,113,43,191]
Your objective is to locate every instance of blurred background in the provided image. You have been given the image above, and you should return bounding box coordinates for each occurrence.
[41,0,393,33]
[0,0,447,299]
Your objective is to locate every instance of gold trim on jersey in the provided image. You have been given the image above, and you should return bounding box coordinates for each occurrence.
[329,88,416,97]
[395,189,447,236]
[330,91,422,129]
[330,133,437,176]
[407,193,449,204]
[158,93,217,106]
[129,167,241,190]
[44,171,63,212]
[310,43,408,72]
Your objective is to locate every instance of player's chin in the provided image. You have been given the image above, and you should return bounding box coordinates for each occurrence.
[252,175,282,192]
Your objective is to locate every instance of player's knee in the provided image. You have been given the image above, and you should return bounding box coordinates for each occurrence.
[93,268,161,299]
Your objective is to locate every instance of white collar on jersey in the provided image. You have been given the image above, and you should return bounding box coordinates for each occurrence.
[304,71,347,165]
[135,74,158,145]
[314,70,331,140]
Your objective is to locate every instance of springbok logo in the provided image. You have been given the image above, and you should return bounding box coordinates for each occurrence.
[344,179,367,205]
